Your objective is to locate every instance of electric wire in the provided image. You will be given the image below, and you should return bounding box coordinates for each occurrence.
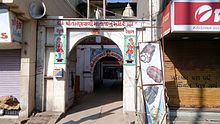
[63,0,159,20]
[64,0,86,18]
[82,0,124,18]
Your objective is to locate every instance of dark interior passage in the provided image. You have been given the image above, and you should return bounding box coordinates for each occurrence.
[93,56,123,92]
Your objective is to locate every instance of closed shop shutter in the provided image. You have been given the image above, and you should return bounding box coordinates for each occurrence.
[165,40,220,108]
[0,50,21,101]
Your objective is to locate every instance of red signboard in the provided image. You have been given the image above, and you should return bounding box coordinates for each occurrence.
[161,2,171,36]
[174,2,220,25]
[173,1,220,32]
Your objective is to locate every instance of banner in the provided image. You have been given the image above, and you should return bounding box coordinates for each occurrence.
[124,27,136,66]
[140,43,163,85]
[143,85,166,124]
[139,42,166,124]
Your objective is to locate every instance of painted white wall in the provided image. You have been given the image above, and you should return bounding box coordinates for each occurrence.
[69,30,124,53]
[20,20,37,117]
[53,64,66,112]
[66,49,76,109]
[83,48,93,93]
[76,46,86,91]
[45,47,54,111]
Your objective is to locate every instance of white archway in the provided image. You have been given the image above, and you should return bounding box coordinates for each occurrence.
[90,50,123,73]
[67,29,136,112]
[68,30,124,54]
[38,19,150,114]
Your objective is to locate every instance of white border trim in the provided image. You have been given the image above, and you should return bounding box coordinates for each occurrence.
[173,25,220,32]
[171,1,175,33]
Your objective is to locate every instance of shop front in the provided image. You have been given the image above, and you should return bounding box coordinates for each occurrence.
[161,0,220,108]
[0,9,22,115]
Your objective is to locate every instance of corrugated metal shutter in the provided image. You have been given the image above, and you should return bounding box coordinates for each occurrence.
[0,50,21,101]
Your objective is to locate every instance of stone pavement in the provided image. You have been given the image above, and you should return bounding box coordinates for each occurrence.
[1,107,220,124]
[0,116,18,124]
[0,80,136,124]
[57,101,125,124]
[56,81,136,124]
[1,80,220,124]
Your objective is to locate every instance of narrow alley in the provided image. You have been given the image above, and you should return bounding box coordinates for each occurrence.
[56,80,130,124]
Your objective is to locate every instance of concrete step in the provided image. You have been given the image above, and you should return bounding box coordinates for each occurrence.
[26,111,63,124]
[170,120,220,124]
[169,108,220,124]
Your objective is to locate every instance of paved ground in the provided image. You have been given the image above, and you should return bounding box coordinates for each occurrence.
[2,80,220,124]
[0,80,136,124]
[56,80,134,124]
[0,116,18,124]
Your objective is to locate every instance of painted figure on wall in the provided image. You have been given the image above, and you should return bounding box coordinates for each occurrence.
[125,38,134,63]
[56,37,64,62]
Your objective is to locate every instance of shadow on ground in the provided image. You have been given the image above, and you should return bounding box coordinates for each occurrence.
[57,80,123,124]
[63,106,122,124]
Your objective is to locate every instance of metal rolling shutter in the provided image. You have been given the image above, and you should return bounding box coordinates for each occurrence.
[0,50,21,101]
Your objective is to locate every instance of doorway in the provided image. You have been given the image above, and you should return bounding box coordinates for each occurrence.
[93,56,123,93]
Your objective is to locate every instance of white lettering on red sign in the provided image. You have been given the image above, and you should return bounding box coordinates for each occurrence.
[194,5,220,23]
[174,2,220,32]
[125,30,134,34]
[195,5,212,22]
[214,9,220,22]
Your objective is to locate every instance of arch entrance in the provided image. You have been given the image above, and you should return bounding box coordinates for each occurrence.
[67,35,123,106]
[93,56,123,92]
[37,19,150,115]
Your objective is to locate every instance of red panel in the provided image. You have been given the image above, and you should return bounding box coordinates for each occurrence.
[161,2,171,35]
[174,2,220,25]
